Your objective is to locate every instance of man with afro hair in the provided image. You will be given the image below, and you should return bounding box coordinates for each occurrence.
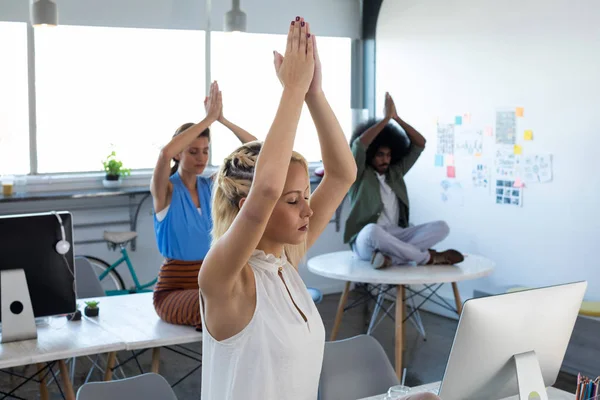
[345,92,463,268]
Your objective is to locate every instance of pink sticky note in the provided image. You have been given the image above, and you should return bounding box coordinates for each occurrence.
[484,126,493,137]
[513,178,524,188]
[463,113,472,123]
[447,166,456,178]
[446,155,455,166]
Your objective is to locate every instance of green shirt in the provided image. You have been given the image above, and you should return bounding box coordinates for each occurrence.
[343,139,424,245]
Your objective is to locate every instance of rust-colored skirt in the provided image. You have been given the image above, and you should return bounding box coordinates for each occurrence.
[153,259,203,331]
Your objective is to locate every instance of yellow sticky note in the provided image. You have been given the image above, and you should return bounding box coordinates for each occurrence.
[524,130,533,140]
[514,145,523,155]
[516,107,524,117]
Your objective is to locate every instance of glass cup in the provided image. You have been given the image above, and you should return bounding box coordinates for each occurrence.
[384,385,411,400]
[13,175,27,195]
[2,175,14,196]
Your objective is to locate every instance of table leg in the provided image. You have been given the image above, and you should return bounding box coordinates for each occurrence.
[104,352,117,381]
[400,285,406,345]
[330,281,351,341]
[362,284,370,327]
[58,360,76,400]
[151,348,161,373]
[452,282,463,314]
[395,284,404,380]
[36,363,49,400]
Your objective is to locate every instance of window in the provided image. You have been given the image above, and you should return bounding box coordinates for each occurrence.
[34,25,205,174]
[210,32,352,164]
[0,22,29,175]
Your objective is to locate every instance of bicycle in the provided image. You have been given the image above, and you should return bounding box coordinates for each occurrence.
[82,231,157,296]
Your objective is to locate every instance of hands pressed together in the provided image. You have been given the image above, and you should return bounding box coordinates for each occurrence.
[273,17,322,97]
[203,16,324,126]
[385,92,399,121]
[204,81,222,123]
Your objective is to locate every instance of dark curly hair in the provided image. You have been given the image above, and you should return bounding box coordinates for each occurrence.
[349,118,411,167]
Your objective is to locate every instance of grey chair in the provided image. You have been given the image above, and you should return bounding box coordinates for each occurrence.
[76,373,177,400]
[67,257,126,383]
[75,256,106,298]
[319,335,399,400]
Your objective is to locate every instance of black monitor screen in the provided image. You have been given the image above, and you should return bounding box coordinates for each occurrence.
[0,211,76,320]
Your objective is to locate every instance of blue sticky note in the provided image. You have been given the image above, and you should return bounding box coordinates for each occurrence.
[455,116,463,125]
[435,154,444,167]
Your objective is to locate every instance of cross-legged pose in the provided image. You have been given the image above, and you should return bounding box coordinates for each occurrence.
[345,92,463,268]
[151,82,256,330]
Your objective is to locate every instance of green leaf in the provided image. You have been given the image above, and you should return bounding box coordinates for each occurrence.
[101,150,129,177]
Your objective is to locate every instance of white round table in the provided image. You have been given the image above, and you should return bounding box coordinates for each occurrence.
[307,250,494,378]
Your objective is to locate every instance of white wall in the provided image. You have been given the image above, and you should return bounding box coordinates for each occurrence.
[0,0,360,38]
[376,0,600,305]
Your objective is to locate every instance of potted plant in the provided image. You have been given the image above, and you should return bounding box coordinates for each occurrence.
[84,300,100,317]
[67,303,82,321]
[102,151,131,188]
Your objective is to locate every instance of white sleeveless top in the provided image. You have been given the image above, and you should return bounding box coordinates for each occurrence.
[199,250,326,400]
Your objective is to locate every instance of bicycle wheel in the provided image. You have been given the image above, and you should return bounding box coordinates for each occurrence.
[82,256,126,294]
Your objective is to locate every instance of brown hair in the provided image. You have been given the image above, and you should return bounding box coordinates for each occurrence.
[169,122,211,176]
[211,140,310,267]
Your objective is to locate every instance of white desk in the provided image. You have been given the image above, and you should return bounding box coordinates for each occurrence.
[83,293,202,351]
[307,251,493,285]
[307,251,494,379]
[359,382,574,399]
[1,292,202,398]
[81,292,202,377]
[0,315,127,400]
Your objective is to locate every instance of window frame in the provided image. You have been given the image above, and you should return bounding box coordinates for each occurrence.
[7,24,356,193]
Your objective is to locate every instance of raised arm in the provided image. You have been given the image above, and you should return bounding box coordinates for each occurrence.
[199,18,314,295]
[204,85,258,144]
[358,116,391,148]
[387,92,426,173]
[150,82,220,213]
[388,92,426,148]
[302,34,356,248]
[220,118,257,143]
[358,93,399,147]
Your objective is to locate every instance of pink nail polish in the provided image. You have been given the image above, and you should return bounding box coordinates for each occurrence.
[307,33,311,38]
[295,16,300,21]
[291,21,295,25]
[301,21,305,27]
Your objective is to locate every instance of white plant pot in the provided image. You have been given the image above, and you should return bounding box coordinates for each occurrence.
[102,178,122,188]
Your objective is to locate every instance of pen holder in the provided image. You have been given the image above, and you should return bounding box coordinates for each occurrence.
[576,373,600,400]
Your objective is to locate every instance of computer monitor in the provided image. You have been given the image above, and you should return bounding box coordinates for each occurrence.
[439,281,587,400]
[0,211,76,343]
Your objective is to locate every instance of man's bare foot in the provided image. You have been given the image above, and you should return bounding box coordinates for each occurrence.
[427,249,464,265]
[370,250,392,269]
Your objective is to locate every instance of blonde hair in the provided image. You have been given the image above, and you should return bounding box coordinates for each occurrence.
[211,140,310,267]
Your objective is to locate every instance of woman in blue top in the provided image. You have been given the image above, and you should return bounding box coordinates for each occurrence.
[151,81,256,330]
